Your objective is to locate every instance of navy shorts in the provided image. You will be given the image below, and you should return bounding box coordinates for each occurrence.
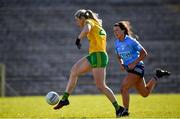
[125,65,145,78]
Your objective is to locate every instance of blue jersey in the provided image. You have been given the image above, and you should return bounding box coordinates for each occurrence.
[114,35,144,66]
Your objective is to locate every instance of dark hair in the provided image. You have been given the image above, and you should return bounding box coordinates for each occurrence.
[74,9,102,25]
[114,21,139,39]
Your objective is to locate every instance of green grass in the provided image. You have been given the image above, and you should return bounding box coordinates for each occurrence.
[0,94,180,118]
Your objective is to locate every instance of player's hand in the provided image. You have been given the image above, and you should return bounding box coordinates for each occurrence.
[75,38,81,49]
[128,63,136,70]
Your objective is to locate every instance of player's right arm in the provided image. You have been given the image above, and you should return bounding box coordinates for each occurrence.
[78,23,91,39]
[114,41,125,71]
[75,23,91,49]
[116,54,125,71]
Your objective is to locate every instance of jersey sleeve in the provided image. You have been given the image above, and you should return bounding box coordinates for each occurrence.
[131,39,143,51]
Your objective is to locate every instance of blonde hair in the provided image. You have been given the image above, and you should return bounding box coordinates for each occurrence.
[74,9,102,26]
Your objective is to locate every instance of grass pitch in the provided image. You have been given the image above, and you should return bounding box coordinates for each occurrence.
[0,94,180,118]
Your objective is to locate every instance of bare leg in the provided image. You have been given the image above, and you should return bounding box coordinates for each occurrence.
[135,68,171,97]
[121,73,140,109]
[92,68,117,103]
[135,77,156,97]
[146,78,157,93]
[54,57,91,110]
[66,57,92,94]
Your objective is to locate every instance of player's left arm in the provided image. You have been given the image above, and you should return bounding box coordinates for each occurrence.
[134,47,147,64]
[128,47,147,69]
[128,40,148,69]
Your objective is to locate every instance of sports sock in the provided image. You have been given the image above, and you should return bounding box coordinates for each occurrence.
[112,101,120,111]
[61,92,69,101]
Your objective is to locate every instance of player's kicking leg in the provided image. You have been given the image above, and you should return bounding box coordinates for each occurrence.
[54,57,91,110]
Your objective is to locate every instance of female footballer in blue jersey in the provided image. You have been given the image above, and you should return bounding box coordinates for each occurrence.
[113,21,170,117]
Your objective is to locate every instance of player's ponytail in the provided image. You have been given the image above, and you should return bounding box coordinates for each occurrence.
[114,21,139,39]
[74,9,102,26]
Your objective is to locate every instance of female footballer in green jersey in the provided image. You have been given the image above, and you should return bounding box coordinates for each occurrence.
[54,9,122,117]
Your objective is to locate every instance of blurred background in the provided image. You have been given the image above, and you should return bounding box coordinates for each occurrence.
[0,0,180,96]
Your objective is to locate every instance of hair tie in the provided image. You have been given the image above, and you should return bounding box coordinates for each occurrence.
[84,11,89,18]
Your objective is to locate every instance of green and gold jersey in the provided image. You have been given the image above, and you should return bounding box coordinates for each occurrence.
[85,19,107,54]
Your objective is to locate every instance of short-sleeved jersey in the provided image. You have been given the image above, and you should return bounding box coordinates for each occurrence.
[85,19,107,54]
[114,35,144,66]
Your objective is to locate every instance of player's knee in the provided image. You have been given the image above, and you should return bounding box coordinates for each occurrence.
[141,92,149,98]
[141,88,150,97]
[70,65,78,77]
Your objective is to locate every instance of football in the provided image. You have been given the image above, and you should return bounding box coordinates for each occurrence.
[45,91,60,105]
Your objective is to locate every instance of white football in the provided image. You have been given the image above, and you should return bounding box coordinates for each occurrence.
[45,91,60,105]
